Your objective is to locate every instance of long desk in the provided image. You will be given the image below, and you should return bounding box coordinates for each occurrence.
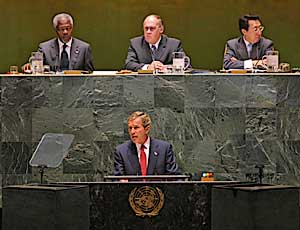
[1,72,300,210]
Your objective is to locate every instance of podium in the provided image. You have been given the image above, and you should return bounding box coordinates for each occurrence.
[212,184,300,230]
[66,180,240,230]
[2,184,89,230]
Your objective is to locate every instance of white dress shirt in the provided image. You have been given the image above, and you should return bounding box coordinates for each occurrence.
[58,38,72,61]
[136,136,150,165]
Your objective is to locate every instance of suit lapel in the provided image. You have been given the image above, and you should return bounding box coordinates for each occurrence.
[70,38,80,70]
[50,39,59,64]
[250,39,262,60]
[155,35,167,60]
[236,37,249,59]
[147,138,159,175]
[128,141,141,175]
[142,38,153,63]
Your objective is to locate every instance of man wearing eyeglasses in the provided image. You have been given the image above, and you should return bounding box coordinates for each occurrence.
[23,13,94,72]
[223,15,273,70]
[124,14,189,71]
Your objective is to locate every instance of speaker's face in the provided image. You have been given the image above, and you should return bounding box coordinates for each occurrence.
[128,117,150,144]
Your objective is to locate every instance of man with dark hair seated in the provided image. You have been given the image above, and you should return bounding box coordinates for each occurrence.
[223,14,273,70]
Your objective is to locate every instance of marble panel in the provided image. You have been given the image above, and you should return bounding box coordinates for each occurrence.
[63,142,95,174]
[0,107,2,141]
[184,108,215,141]
[93,107,124,141]
[276,76,300,107]
[31,108,64,142]
[240,140,280,174]
[93,76,124,109]
[1,77,32,108]
[246,76,278,108]
[215,135,246,174]
[0,142,32,174]
[277,107,300,140]
[154,75,185,113]
[215,75,246,107]
[1,108,32,142]
[62,108,98,142]
[0,77,2,106]
[215,108,246,142]
[0,173,2,207]
[123,75,155,109]
[151,108,185,142]
[93,139,123,176]
[184,138,216,174]
[283,141,300,176]
[246,107,278,141]
[1,174,37,187]
[185,76,215,108]
[31,76,63,108]
[63,76,94,108]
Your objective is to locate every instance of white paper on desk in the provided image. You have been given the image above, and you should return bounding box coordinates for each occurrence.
[91,71,118,75]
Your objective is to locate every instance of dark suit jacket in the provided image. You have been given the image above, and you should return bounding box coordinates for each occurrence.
[124,34,185,71]
[114,138,179,175]
[223,36,273,69]
[38,37,94,72]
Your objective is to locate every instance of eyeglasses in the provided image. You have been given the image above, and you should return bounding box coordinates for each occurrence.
[144,26,158,32]
[253,26,264,32]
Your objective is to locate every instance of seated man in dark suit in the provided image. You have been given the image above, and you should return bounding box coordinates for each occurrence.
[223,14,273,70]
[124,14,189,72]
[23,12,94,72]
[114,111,179,176]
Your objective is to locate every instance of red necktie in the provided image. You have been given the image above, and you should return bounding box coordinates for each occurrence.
[140,145,147,176]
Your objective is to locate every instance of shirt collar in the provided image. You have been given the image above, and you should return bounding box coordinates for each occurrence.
[58,37,73,48]
[243,37,252,47]
[136,136,150,150]
[149,36,162,49]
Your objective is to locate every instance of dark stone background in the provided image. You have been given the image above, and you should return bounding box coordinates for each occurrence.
[1,73,300,207]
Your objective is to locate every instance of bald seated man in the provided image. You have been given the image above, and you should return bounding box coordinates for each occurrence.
[124,14,190,71]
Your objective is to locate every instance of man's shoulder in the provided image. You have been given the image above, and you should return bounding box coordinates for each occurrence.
[39,38,57,47]
[72,37,91,47]
[151,138,171,147]
[116,140,132,150]
[260,37,273,46]
[130,35,144,44]
[163,35,181,43]
[226,36,242,46]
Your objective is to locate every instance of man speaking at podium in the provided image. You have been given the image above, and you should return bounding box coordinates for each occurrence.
[114,111,179,175]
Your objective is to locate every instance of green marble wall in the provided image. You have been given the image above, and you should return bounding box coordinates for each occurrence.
[0,0,299,72]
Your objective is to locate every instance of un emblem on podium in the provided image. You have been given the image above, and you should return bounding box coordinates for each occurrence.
[129,186,164,217]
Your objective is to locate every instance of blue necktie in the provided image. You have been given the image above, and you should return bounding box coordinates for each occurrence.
[151,45,157,61]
